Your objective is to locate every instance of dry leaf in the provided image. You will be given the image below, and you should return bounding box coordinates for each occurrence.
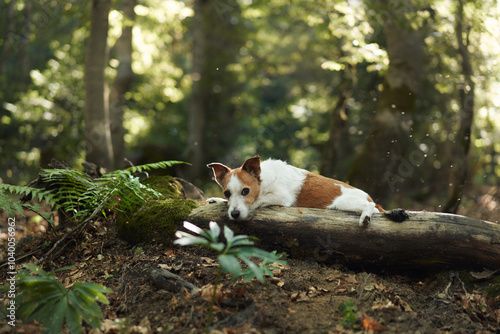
[270,277,285,287]
[158,263,173,270]
[371,300,397,311]
[290,291,309,302]
[345,274,357,284]
[200,284,224,303]
[395,295,413,312]
[374,281,387,291]
[470,268,497,280]
[363,314,386,332]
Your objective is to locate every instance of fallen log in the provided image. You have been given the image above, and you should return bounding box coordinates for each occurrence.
[187,202,500,270]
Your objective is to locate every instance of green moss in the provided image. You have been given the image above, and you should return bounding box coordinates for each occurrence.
[116,175,198,244]
[481,275,500,299]
[117,199,198,245]
[140,176,183,199]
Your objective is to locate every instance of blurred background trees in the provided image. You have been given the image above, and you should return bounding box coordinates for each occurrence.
[1,0,499,215]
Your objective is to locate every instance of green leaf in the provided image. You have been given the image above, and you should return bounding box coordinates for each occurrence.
[73,282,111,305]
[239,256,264,282]
[208,242,226,253]
[67,289,103,329]
[65,303,83,334]
[218,254,242,280]
[46,298,67,334]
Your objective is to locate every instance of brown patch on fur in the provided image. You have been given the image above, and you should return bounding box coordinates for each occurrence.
[241,155,262,182]
[233,168,261,206]
[295,173,348,209]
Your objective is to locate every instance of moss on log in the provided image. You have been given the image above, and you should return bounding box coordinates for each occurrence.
[116,175,197,244]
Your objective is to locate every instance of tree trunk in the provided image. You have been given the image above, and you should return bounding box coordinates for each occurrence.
[185,0,208,182]
[321,64,356,179]
[348,1,424,204]
[0,0,16,75]
[184,1,244,182]
[109,0,135,169]
[188,203,500,270]
[85,0,114,170]
[443,0,474,213]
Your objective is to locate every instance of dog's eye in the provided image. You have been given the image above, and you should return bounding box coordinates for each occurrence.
[223,190,231,198]
[241,188,250,196]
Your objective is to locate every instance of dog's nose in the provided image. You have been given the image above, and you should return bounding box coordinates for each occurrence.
[231,210,240,219]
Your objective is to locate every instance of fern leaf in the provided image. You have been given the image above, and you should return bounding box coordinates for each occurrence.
[114,160,189,175]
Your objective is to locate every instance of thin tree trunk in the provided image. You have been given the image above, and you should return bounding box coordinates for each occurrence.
[1,0,16,74]
[185,0,207,181]
[20,0,31,83]
[443,0,474,213]
[349,1,424,204]
[109,0,135,169]
[85,0,114,170]
[321,64,356,178]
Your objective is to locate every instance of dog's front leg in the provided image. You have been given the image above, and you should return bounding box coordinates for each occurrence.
[206,197,228,204]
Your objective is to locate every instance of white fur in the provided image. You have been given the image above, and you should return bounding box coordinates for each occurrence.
[328,184,380,226]
[214,158,380,226]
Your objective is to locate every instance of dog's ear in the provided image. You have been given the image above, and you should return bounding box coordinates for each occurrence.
[207,163,231,186]
[241,155,261,180]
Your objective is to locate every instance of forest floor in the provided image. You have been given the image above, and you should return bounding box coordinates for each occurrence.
[1,189,500,334]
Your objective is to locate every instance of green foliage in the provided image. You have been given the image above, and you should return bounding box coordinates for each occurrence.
[337,300,359,328]
[0,185,56,218]
[12,263,111,333]
[175,221,286,332]
[0,161,187,222]
[110,160,189,176]
[175,221,286,282]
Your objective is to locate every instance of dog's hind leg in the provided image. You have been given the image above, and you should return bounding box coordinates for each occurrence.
[328,195,379,227]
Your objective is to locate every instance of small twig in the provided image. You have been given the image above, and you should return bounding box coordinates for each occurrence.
[356,273,372,305]
[35,205,103,266]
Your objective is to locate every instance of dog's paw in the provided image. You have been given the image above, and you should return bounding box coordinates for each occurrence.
[206,197,227,204]
[359,215,370,228]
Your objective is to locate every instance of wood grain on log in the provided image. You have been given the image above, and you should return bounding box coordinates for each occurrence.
[188,203,500,270]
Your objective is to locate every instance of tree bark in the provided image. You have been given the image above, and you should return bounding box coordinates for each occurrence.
[185,0,208,182]
[321,64,356,179]
[109,0,135,169]
[85,0,114,170]
[443,0,474,213]
[348,1,424,204]
[188,202,500,270]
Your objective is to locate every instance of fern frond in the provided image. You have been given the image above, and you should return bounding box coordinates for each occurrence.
[90,173,162,213]
[0,184,57,206]
[113,160,189,175]
[0,191,25,216]
[1,160,186,221]
[39,169,93,214]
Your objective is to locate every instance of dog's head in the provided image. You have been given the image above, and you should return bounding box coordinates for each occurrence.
[207,155,262,220]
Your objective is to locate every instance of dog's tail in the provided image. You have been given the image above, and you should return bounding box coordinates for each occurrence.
[383,208,409,223]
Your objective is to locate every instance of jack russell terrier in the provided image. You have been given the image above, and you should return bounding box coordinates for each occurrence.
[207,155,408,227]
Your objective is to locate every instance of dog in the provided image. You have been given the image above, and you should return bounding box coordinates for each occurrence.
[207,155,407,227]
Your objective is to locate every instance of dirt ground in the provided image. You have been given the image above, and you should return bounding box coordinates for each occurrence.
[1,196,500,333]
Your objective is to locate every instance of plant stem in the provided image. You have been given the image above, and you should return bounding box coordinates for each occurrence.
[206,266,222,333]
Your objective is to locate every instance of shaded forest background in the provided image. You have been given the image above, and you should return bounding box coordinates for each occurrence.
[1,0,499,214]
